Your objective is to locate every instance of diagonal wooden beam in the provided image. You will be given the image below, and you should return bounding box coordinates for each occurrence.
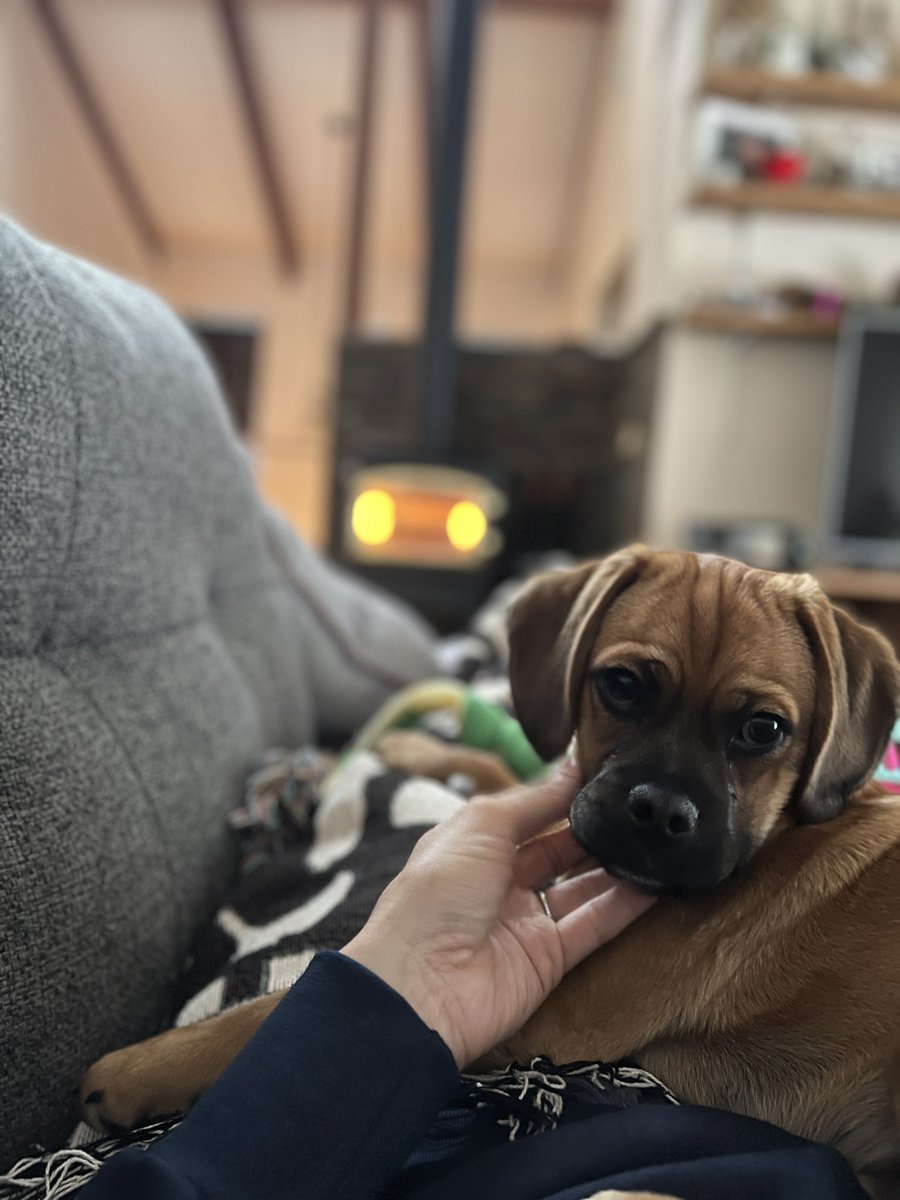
[343,0,382,331]
[413,0,434,249]
[215,0,300,276]
[32,0,164,256]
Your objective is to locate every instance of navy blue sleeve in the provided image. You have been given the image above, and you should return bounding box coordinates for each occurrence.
[81,951,460,1200]
[410,1100,868,1200]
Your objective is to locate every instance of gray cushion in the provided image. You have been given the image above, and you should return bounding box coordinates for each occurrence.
[0,218,436,1166]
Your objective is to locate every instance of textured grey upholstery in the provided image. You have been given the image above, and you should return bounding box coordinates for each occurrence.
[0,219,436,1166]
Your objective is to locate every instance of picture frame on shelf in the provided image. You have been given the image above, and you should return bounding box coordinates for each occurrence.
[694,96,800,184]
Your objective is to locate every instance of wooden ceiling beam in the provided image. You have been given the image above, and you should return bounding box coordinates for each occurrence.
[413,0,434,247]
[32,0,165,256]
[215,0,300,276]
[343,0,382,331]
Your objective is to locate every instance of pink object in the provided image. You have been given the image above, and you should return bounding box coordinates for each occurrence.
[811,290,843,318]
[879,740,900,793]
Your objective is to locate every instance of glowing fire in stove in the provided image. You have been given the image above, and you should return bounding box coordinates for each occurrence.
[446,500,488,552]
[345,465,505,568]
[351,489,397,547]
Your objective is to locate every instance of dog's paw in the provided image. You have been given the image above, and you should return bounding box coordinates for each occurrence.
[80,1030,203,1133]
[81,993,281,1132]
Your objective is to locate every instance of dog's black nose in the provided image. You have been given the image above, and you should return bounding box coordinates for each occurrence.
[626,783,699,845]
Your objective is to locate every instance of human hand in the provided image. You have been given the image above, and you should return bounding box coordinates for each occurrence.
[342,767,656,1068]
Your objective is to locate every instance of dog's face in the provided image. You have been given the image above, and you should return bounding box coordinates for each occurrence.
[509,546,900,895]
[568,555,816,893]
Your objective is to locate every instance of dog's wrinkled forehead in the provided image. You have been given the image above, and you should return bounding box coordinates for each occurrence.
[588,553,818,704]
[510,545,900,821]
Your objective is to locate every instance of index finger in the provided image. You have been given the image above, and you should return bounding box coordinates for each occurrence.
[489,766,582,844]
[515,823,592,889]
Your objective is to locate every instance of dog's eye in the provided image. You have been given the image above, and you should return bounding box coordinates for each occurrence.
[732,712,787,753]
[596,667,643,716]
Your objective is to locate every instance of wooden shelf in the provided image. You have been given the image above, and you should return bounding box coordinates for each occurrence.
[702,66,900,113]
[680,302,839,339]
[692,181,900,221]
[815,565,900,604]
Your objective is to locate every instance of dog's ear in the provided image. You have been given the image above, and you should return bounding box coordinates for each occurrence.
[794,595,900,822]
[508,545,647,761]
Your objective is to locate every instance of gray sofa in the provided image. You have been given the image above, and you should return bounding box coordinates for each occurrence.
[0,219,437,1167]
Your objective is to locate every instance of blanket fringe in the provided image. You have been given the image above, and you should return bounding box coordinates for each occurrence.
[0,1148,102,1198]
[0,1118,183,1200]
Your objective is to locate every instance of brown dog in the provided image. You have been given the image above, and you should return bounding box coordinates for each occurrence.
[81,547,900,1193]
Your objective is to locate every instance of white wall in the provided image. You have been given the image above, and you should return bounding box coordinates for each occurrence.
[648,332,835,546]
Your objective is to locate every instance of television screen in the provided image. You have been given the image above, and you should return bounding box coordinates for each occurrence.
[823,310,900,568]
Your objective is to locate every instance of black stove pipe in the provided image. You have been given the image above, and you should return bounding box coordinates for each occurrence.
[420,0,482,462]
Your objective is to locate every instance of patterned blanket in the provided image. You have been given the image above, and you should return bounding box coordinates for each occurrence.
[0,601,678,1199]
[5,582,900,1198]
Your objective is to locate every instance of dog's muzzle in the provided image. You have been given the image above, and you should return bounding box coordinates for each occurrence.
[569,769,740,895]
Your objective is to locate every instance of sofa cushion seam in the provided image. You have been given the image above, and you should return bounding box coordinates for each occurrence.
[41,654,187,926]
